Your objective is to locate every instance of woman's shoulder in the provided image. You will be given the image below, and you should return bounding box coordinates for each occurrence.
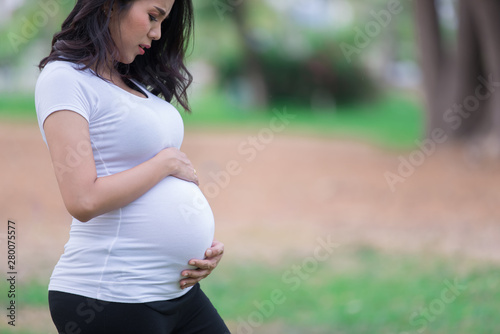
[43,59,80,71]
[35,60,101,108]
[39,60,93,82]
[37,60,99,93]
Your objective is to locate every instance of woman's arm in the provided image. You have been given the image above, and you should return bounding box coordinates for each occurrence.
[44,110,198,222]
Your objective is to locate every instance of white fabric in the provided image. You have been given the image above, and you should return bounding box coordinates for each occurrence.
[35,61,214,303]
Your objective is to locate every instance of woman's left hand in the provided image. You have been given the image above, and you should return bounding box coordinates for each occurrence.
[180,239,225,289]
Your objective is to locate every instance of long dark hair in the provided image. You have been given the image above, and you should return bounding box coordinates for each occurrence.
[39,0,194,111]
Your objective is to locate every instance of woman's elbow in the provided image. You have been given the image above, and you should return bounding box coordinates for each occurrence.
[65,197,97,223]
[72,212,93,223]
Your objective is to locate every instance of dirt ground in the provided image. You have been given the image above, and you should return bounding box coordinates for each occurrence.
[2,120,500,275]
[1,121,500,332]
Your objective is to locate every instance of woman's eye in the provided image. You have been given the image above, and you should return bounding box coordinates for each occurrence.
[149,14,158,22]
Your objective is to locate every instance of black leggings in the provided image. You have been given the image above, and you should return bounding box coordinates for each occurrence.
[48,284,230,334]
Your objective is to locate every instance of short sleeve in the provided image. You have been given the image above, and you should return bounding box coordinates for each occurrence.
[35,61,97,143]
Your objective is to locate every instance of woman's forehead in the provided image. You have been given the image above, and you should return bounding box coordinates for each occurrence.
[134,0,175,9]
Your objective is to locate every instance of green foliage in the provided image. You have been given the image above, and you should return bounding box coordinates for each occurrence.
[0,0,73,62]
[227,39,376,107]
[1,0,422,112]
[193,1,377,108]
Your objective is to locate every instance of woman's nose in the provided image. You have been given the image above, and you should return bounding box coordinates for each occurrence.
[149,26,161,41]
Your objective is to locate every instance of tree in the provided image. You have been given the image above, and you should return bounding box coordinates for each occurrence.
[415,0,500,156]
[231,1,268,108]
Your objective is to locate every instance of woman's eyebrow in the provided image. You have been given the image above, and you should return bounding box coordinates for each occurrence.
[154,6,167,17]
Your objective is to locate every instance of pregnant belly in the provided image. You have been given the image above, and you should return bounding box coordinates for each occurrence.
[115,176,215,272]
[53,177,214,300]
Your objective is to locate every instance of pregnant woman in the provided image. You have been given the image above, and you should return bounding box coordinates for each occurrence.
[35,0,229,333]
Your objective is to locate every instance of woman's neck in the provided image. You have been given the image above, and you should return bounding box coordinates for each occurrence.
[98,65,119,83]
[89,56,120,82]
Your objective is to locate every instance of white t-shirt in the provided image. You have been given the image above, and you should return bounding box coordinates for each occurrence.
[35,61,214,303]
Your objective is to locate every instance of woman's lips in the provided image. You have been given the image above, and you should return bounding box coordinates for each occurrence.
[138,45,150,56]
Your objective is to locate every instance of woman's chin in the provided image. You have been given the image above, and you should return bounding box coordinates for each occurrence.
[122,58,135,65]
[118,55,136,65]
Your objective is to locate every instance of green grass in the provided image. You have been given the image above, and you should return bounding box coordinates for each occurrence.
[0,91,424,148]
[202,248,500,333]
[2,248,499,334]
[184,90,424,148]
[0,93,36,120]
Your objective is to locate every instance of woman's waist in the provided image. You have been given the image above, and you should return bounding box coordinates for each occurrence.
[49,263,194,303]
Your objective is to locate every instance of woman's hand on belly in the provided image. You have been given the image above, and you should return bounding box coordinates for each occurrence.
[179,239,225,289]
[156,148,199,185]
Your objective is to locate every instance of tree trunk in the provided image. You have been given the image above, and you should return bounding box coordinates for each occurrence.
[451,0,487,138]
[415,0,500,156]
[232,2,268,108]
[466,0,500,155]
[414,0,447,135]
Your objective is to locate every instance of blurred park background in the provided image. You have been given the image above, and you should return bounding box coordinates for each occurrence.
[1,0,500,333]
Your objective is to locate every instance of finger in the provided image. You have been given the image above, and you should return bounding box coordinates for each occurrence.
[182,269,210,280]
[185,165,199,185]
[211,239,223,248]
[176,164,199,185]
[180,277,202,289]
[205,249,223,260]
[181,282,193,289]
[213,240,225,252]
[190,259,217,271]
[206,243,224,258]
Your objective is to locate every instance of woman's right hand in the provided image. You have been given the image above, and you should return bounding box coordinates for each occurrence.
[156,148,199,186]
